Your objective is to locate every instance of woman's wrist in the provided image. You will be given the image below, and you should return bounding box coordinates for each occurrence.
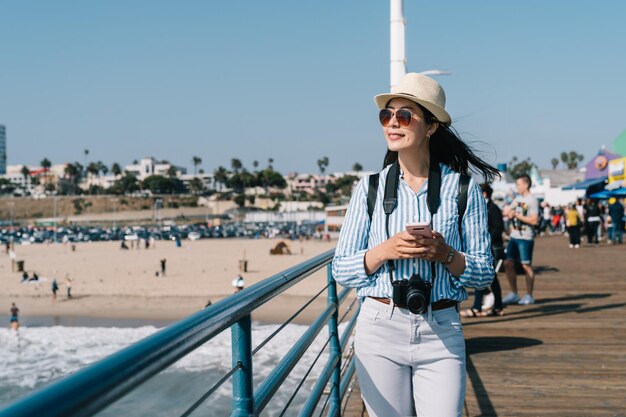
[370,243,388,264]
[364,244,387,275]
[438,244,451,264]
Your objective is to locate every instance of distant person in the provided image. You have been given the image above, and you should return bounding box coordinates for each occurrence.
[160,259,166,276]
[608,198,624,244]
[21,271,29,283]
[120,240,129,250]
[232,274,245,293]
[51,278,59,301]
[502,174,539,305]
[462,183,505,317]
[585,200,601,245]
[5,241,10,255]
[65,275,73,299]
[145,239,150,249]
[204,299,212,308]
[565,203,582,248]
[30,272,40,282]
[10,302,19,330]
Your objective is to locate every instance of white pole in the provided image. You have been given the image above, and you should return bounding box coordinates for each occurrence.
[390,0,406,88]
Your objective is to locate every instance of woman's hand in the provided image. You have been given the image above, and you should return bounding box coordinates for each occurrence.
[382,231,430,260]
[411,231,450,263]
[364,231,426,275]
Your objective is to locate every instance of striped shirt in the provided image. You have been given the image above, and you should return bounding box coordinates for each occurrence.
[332,163,494,302]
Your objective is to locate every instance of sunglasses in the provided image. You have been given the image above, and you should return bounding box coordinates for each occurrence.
[378,108,419,127]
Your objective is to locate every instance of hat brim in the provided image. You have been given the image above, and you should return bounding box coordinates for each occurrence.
[374,93,451,125]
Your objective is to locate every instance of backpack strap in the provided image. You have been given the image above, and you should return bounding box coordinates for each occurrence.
[383,162,400,215]
[426,161,442,216]
[457,174,471,243]
[366,162,464,285]
[383,162,401,280]
[367,173,379,223]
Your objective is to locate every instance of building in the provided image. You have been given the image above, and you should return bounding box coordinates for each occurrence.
[284,170,372,198]
[0,125,6,175]
[179,173,217,192]
[2,164,69,195]
[324,204,348,238]
[285,173,333,196]
[125,157,187,181]
[491,166,586,207]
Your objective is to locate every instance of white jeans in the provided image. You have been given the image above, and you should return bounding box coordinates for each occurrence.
[354,297,466,417]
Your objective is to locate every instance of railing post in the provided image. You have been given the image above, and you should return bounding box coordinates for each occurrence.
[327,264,341,417]
[231,315,254,417]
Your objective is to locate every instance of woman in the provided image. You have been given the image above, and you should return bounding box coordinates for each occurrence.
[332,73,498,417]
[565,203,581,248]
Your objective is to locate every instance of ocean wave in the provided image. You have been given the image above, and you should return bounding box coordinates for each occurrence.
[0,322,352,416]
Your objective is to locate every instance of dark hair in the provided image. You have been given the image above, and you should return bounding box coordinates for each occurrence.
[480,183,493,199]
[517,174,532,188]
[382,103,500,182]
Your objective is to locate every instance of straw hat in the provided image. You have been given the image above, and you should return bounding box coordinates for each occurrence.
[374,73,451,125]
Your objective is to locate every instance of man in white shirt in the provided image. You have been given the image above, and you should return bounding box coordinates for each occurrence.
[502,175,539,305]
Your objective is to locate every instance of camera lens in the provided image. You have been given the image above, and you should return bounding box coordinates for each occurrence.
[406,274,432,314]
[406,288,428,314]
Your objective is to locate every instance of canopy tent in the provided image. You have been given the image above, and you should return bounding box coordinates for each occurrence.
[589,188,626,199]
[610,187,626,197]
[589,190,613,199]
[562,177,607,190]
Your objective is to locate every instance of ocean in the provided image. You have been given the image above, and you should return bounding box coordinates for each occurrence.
[0,320,348,416]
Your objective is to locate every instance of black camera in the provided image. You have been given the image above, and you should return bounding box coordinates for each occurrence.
[392,273,432,314]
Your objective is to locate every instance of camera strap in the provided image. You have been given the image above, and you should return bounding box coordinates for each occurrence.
[366,160,470,286]
[382,160,441,285]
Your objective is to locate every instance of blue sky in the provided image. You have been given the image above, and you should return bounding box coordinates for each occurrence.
[1,1,625,175]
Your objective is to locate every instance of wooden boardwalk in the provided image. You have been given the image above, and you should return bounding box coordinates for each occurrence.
[341,235,626,416]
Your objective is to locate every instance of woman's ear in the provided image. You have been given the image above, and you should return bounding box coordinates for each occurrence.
[427,122,439,137]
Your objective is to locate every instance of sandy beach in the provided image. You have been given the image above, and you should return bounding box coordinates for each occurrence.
[0,238,347,324]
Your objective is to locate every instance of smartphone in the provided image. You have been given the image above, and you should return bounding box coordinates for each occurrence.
[405,222,433,238]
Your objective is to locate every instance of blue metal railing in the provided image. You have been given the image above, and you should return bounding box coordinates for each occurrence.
[0,248,360,417]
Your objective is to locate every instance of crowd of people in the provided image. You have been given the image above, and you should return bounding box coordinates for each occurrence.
[463,184,625,318]
[536,197,624,246]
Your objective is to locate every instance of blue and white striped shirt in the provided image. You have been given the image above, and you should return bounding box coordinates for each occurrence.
[332,163,494,302]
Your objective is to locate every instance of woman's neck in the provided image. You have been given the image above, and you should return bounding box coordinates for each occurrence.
[397,148,430,180]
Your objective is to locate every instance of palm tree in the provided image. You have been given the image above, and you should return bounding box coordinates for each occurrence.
[20,165,30,191]
[550,158,559,170]
[166,166,178,178]
[111,162,122,178]
[87,162,99,178]
[41,158,51,170]
[189,177,205,195]
[99,162,109,177]
[268,158,274,170]
[317,157,329,174]
[41,158,52,187]
[213,166,229,192]
[352,162,363,173]
[253,160,259,171]
[64,163,80,194]
[192,156,202,176]
[231,158,243,174]
[84,149,89,168]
